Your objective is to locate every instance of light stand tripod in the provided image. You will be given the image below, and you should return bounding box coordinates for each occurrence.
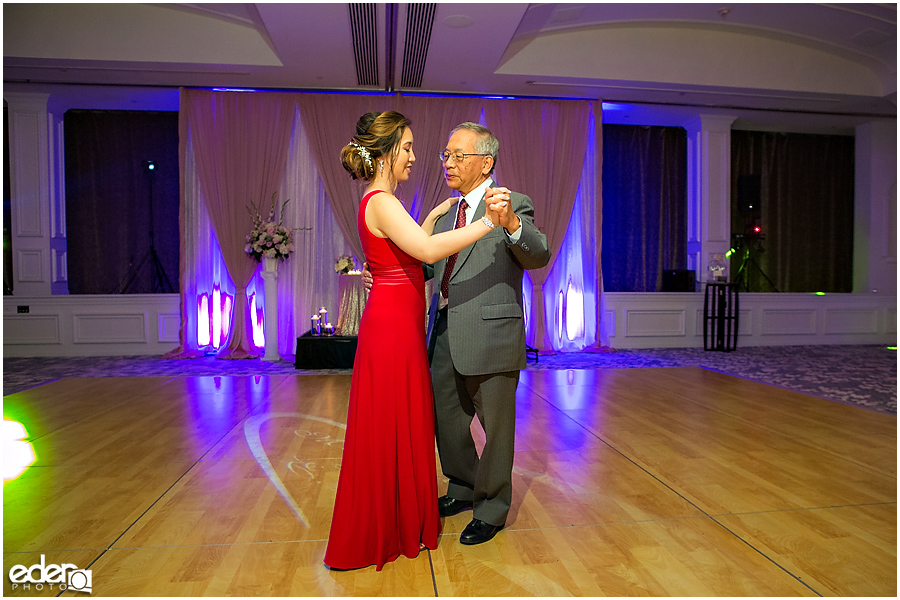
[732,232,779,293]
[118,160,175,294]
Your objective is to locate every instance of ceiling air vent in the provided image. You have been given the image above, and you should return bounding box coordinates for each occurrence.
[349,3,379,86]
[400,3,436,88]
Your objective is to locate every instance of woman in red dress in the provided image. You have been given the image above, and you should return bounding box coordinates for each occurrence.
[324,111,505,571]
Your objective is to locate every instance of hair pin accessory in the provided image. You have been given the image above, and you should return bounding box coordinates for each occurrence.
[350,141,374,173]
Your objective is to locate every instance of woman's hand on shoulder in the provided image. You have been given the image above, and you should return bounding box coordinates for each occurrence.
[427,197,455,220]
[422,197,456,235]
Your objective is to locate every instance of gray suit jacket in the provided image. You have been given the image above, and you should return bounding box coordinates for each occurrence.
[425,189,551,376]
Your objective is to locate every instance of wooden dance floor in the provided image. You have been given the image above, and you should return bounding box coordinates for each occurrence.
[3,367,896,596]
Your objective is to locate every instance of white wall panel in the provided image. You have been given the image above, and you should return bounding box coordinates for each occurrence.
[824,308,879,335]
[11,110,44,238]
[603,309,616,339]
[4,315,61,344]
[625,309,686,337]
[16,249,45,282]
[51,248,67,283]
[73,313,147,344]
[158,312,181,343]
[761,309,817,336]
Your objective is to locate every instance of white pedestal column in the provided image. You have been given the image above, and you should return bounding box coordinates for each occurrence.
[5,92,54,296]
[685,114,737,284]
[261,257,280,361]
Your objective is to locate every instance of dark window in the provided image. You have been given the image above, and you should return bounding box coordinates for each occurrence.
[731,131,854,293]
[64,110,179,294]
[602,124,688,292]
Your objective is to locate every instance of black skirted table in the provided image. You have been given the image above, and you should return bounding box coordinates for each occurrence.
[295,333,358,369]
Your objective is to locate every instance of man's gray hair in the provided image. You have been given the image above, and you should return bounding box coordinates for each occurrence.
[450,122,499,175]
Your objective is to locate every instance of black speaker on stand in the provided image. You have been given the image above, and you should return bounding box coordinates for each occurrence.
[737,174,761,213]
[733,174,779,292]
[116,160,175,294]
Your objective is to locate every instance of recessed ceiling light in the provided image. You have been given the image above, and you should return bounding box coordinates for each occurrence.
[444,15,474,28]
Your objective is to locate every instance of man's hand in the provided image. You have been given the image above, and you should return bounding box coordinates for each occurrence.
[486,187,520,234]
[361,262,373,292]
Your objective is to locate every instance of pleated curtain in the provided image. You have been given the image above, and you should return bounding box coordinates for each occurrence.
[175,89,296,358]
[167,90,602,358]
[483,99,593,349]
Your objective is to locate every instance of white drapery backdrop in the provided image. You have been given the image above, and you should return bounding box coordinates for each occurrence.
[536,108,602,351]
[168,90,603,358]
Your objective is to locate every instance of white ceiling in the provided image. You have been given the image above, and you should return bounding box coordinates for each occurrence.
[4,3,897,133]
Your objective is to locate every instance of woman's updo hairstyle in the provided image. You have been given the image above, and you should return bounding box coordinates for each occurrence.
[341,111,411,181]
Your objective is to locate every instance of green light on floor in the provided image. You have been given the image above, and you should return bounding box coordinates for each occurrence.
[3,420,35,481]
[888,346,897,351]
[725,248,735,258]
[815,292,826,296]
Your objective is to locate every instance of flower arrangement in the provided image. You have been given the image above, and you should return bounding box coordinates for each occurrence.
[245,193,304,262]
[334,254,357,274]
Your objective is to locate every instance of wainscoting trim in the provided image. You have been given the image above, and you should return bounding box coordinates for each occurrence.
[601,292,896,349]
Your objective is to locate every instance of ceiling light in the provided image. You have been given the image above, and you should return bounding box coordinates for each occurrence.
[443,15,474,28]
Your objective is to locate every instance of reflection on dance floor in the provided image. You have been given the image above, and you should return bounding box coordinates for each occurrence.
[3,367,895,595]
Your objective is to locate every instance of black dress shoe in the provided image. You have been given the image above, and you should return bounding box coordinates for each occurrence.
[437,495,473,517]
[460,519,503,545]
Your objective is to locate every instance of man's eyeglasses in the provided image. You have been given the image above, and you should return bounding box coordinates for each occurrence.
[439,150,489,164]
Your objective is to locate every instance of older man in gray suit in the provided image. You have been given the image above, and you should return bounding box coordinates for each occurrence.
[426,122,551,545]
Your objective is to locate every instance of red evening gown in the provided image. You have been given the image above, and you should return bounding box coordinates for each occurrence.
[324,190,440,571]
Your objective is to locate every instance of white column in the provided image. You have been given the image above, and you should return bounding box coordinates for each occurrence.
[5,93,54,296]
[684,114,737,284]
[261,258,280,361]
[48,110,69,295]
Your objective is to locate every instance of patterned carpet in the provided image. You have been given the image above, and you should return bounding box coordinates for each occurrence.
[3,345,896,415]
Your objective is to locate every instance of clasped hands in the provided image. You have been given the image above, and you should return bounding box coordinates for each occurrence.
[431,187,516,232]
[485,187,520,233]
[362,187,519,291]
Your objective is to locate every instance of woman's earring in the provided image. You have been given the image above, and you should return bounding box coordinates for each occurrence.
[379,160,384,172]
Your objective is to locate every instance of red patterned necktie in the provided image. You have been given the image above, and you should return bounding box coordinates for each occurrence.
[440,199,468,299]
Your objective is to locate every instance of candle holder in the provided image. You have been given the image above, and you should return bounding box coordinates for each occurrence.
[318,307,328,329]
[310,315,321,336]
[323,323,335,336]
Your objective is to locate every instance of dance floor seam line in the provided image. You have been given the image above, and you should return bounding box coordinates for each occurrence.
[92,539,332,552]
[19,395,141,444]
[427,548,439,597]
[527,391,831,596]
[101,414,252,556]
[2,548,111,555]
[705,500,899,519]
[705,515,824,597]
[529,389,711,514]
